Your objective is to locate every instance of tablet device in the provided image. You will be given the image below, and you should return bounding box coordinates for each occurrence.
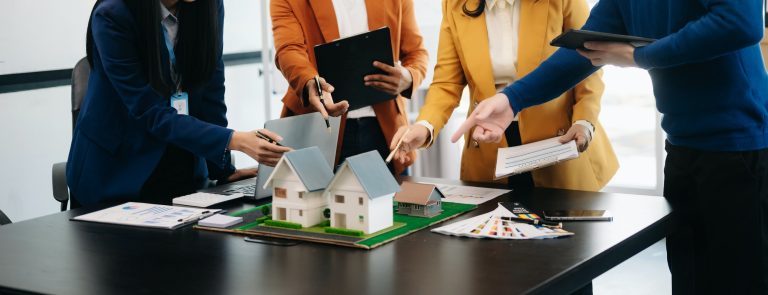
[550,29,656,50]
[542,210,613,221]
[314,27,396,110]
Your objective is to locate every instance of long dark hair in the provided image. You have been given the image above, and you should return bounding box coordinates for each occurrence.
[86,0,220,95]
[462,0,485,17]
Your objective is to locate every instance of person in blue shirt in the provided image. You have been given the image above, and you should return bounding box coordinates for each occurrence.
[452,0,768,293]
[67,0,291,207]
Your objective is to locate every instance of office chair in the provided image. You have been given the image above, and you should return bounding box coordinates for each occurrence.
[52,57,90,211]
[0,209,11,225]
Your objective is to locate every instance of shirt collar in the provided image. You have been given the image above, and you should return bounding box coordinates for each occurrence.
[486,0,515,11]
[159,2,177,24]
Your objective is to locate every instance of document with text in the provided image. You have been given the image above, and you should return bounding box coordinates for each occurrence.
[495,137,579,179]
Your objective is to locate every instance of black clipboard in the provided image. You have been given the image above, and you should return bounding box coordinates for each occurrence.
[550,29,656,50]
[314,27,396,110]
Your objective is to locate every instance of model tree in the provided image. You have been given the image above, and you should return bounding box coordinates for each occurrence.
[323,208,330,219]
[261,205,271,216]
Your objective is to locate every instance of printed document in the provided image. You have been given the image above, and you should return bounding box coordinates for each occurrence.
[73,202,220,230]
[495,137,579,179]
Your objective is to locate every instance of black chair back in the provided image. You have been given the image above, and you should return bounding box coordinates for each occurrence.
[71,57,90,130]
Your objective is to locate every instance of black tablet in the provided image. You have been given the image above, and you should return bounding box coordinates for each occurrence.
[550,29,656,50]
[314,27,396,110]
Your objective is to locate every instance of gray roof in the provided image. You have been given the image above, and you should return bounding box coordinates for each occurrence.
[343,151,400,199]
[283,147,334,192]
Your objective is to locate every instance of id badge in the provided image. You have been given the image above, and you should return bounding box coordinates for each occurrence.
[170,92,189,115]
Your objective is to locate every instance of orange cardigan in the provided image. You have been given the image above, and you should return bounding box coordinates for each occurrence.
[271,0,428,174]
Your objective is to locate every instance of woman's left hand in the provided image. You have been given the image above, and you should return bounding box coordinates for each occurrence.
[226,167,258,183]
[558,124,592,152]
[364,61,413,96]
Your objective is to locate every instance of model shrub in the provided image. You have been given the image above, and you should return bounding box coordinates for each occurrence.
[264,219,302,229]
[325,227,364,237]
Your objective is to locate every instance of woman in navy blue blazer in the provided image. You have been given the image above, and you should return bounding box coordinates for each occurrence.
[67,0,289,207]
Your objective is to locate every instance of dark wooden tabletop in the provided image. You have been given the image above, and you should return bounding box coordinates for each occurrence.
[0,177,671,295]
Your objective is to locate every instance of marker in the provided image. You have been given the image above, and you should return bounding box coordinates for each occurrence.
[501,216,562,228]
[314,76,332,134]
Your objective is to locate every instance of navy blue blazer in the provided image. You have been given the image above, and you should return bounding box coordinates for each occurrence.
[67,0,234,206]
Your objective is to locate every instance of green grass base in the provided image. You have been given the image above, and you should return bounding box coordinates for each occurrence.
[356,202,476,248]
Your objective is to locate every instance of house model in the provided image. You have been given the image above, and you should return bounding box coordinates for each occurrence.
[324,151,400,234]
[262,147,334,228]
[394,182,444,218]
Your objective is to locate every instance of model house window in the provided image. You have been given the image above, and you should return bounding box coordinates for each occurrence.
[358,197,363,206]
[335,195,345,203]
[298,192,304,199]
[359,215,364,223]
[275,187,287,198]
[299,210,303,217]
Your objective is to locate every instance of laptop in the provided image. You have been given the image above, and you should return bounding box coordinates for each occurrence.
[314,26,395,110]
[199,112,341,200]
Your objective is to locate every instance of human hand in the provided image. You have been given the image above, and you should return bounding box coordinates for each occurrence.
[226,167,258,183]
[364,61,413,96]
[389,124,431,164]
[577,42,637,67]
[304,77,349,118]
[451,93,515,143]
[558,124,592,152]
[228,129,292,167]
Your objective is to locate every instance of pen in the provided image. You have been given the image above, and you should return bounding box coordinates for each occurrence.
[255,131,285,147]
[178,210,210,223]
[314,75,332,134]
[501,216,562,228]
[385,128,411,163]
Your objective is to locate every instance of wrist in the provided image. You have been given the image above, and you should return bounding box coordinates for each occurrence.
[228,131,243,151]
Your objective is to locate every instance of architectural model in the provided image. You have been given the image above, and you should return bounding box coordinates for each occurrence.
[394,182,444,218]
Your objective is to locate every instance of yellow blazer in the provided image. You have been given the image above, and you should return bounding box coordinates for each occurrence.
[417,0,619,191]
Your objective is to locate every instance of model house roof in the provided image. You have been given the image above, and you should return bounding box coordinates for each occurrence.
[394,182,444,205]
[331,150,400,199]
[263,147,334,192]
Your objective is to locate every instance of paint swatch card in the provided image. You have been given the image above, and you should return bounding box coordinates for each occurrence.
[431,203,574,240]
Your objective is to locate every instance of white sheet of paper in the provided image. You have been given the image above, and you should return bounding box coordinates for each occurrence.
[495,137,579,179]
[73,202,219,230]
[419,183,510,205]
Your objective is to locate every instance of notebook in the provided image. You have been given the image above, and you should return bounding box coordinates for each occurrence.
[198,214,243,228]
[550,29,656,50]
[494,137,579,179]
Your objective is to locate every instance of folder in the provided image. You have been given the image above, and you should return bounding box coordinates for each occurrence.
[314,27,396,110]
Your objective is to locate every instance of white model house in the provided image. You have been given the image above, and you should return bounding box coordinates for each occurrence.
[324,151,400,234]
[262,147,334,228]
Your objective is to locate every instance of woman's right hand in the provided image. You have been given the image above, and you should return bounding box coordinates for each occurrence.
[389,124,431,164]
[228,129,292,167]
[304,77,349,118]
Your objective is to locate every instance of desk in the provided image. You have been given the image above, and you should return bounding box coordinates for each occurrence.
[0,177,670,295]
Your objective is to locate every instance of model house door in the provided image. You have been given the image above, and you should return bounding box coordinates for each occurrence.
[277,207,287,221]
[334,213,346,228]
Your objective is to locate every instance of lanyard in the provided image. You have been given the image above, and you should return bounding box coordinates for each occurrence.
[161,25,182,93]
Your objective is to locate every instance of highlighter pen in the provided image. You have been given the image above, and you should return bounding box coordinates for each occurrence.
[501,216,563,229]
[314,76,332,134]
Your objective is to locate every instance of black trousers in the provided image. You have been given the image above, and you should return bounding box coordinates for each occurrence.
[339,117,395,174]
[664,142,768,294]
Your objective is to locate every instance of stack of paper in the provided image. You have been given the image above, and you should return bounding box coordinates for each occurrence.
[431,203,573,239]
[495,137,579,179]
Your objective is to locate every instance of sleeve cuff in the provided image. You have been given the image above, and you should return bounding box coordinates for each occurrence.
[573,120,594,140]
[415,120,435,148]
[633,46,653,69]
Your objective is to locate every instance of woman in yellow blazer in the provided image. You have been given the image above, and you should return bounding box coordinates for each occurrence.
[391,0,618,192]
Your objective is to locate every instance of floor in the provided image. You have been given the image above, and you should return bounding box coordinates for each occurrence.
[593,239,671,294]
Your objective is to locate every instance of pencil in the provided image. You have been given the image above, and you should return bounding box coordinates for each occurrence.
[385,128,411,163]
[314,76,332,134]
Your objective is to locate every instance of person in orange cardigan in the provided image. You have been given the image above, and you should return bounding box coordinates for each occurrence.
[271,0,428,174]
[391,0,618,192]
